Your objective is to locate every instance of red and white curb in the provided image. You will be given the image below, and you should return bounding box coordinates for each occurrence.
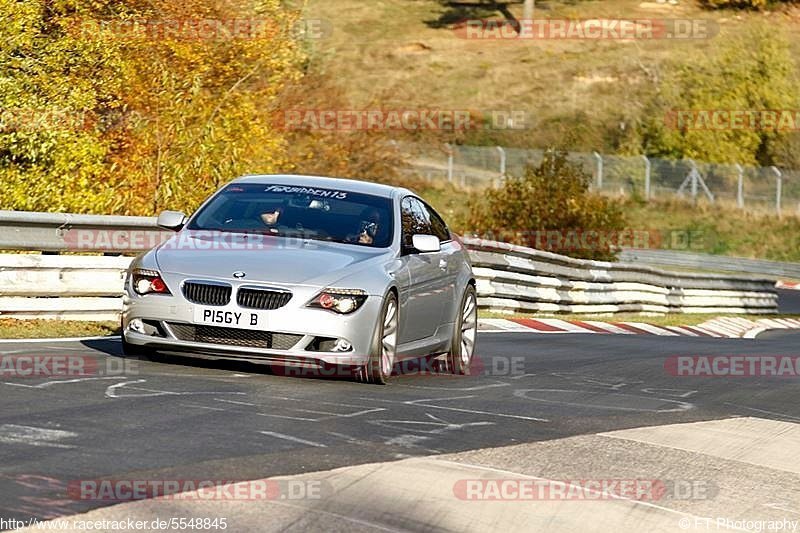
[777,280,800,290]
[479,317,800,339]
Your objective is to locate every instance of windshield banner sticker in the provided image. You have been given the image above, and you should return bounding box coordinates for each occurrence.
[264,185,348,200]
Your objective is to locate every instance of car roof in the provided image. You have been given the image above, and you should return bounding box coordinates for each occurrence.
[233,174,407,199]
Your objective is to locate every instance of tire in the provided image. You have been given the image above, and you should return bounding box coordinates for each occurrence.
[355,292,398,385]
[446,285,478,375]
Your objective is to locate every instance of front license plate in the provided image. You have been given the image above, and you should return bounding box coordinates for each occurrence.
[193,306,268,331]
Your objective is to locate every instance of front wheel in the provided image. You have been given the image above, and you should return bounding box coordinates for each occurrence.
[121,321,160,360]
[121,335,157,358]
[446,285,477,375]
[355,292,398,385]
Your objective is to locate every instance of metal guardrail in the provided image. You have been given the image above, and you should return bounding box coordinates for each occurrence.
[463,238,778,315]
[619,249,800,280]
[0,211,781,319]
[0,210,165,253]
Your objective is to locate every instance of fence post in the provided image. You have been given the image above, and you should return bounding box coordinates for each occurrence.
[593,151,603,190]
[496,146,506,188]
[641,155,651,201]
[689,160,698,205]
[735,164,744,209]
[444,143,454,183]
[772,166,782,218]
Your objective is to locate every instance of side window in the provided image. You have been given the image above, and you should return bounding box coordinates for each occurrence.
[422,202,450,242]
[401,197,432,252]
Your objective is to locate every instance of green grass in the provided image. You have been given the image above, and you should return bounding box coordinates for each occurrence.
[0,320,119,340]
[479,311,800,327]
[623,198,800,262]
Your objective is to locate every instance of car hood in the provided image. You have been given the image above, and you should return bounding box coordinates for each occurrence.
[154,232,392,287]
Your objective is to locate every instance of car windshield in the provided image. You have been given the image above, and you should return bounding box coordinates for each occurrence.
[186,183,394,248]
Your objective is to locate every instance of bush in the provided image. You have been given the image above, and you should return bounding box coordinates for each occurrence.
[0,0,307,215]
[640,22,798,167]
[464,150,627,261]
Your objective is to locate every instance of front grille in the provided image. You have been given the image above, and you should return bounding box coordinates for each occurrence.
[237,288,292,310]
[168,323,302,350]
[183,282,232,306]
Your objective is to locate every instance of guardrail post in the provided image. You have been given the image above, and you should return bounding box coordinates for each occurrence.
[772,166,782,218]
[641,155,651,201]
[735,164,744,209]
[593,151,603,190]
[444,143,454,183]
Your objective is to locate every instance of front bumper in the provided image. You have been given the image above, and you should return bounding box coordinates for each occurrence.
[122,278,384,367]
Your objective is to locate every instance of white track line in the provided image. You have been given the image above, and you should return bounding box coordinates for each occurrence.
[663,326,699,337]
[581,321,635,335]
[0,335,118,344]
[619,322,678,336]
[258,431,327,448]
[531,319,592,333]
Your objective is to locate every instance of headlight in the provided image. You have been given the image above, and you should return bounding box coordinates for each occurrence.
[307,288,367,314]
[131,269,171,296]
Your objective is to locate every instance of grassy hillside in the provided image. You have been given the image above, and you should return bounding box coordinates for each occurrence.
[305,0,800,150]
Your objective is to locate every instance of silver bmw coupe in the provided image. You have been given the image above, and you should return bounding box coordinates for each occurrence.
[122,175,477,384]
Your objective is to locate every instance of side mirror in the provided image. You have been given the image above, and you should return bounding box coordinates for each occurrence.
[157,210,187,231]
[412,234,441,253]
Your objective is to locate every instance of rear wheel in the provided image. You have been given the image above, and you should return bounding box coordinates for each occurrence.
[446,285,477,375]
[356,292,398,385]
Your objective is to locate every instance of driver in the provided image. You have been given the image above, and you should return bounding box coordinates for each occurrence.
[260,205,284,228]
[357,207,382,245]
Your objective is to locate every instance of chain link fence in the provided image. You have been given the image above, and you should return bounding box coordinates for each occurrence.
[397,142,800,216]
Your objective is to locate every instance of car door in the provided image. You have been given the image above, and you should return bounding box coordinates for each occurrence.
[398,196,449,343]
[419,200,459,325]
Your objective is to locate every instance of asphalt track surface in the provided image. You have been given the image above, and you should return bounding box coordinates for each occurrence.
[1,320,799,526]
[778,288,800,313]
